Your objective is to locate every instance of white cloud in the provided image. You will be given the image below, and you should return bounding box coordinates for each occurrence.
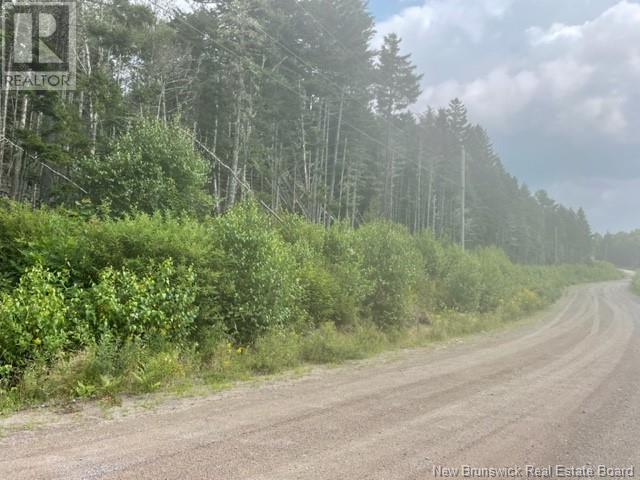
[578,95,628,136]
[374,0,514,48]
[527,24,583,46]
[378,0,640,140]
[420,68,539,129]
[374,5,434,48]
[529,1,640,63]
[538,58,594,99]
[375,0,640,231]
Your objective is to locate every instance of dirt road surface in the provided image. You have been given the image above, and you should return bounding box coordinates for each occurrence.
[2,280,639,479]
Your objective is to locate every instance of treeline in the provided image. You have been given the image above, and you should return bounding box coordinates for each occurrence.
[594,231,640,269]
[0,199,620,407]
[0,0,592,264]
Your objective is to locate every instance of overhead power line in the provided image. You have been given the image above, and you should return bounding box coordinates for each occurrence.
[144,0,415,161]
[0,136,88,195]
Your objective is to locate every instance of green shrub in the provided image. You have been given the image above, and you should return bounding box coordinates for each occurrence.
[296,254,341,324]
[0,201,83,286]
[439,245,482,312]
[248,328,302,374]
[80,213,215,277]
[558,262,622,283]
[80,259,198,344]
[474,248,517,312]
[356,222,421,328]
[70,213,220,327]
[208,203,302,344]
[0,202,215,291]
[127,349,192,393]
[197,333,249,383]
[414,230,446,278]
[0,197,625,411]
[79,118,211,217]
[322,223,371,327]
[281,218,370,328]
[0,266,71,375]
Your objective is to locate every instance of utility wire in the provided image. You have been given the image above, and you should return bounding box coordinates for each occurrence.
[145,0,415,161]
[0,136,88,195]
[242,8,412,143]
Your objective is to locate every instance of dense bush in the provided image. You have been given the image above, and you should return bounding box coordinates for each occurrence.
[356,222,421,328]
[0,201,82,286]
[79,119,211,216]
[80,213,215,276]
[0,260,198,382]
[279,217,370,328]
[474,248,518,312]
[438,246,483,312]
[278,217,339,325]
[207,203,302,344]
[0,202,213,286]
[323,224,371,326]
[0,199,624,409]
[0,266,70,375]
[80,260,198,344]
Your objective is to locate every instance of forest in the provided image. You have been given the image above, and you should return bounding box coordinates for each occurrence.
[0,0,623,409]
[594,230,640,269]
[0,0,594,264]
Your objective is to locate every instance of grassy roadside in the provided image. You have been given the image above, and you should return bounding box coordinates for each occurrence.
[632,272,640,295]
[0,285,585,415]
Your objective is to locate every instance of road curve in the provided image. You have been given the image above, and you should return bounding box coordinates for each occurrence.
[1,280,639,479]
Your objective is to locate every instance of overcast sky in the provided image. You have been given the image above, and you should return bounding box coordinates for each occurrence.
[368,0,640,233]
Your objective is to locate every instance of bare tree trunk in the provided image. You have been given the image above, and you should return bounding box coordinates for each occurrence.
[162,82,167,125]
[0,54,12,191]
[414,139,423,232]
[311,100,323,223]
[78,90,84,119]
[330,90,344,205]
[388,150,396,221]
[292,145,298,215]
[439,188,446,236]
[383,112,394,219]
[11,95,29,200]
[227,93,242,208]
[84,40,98,156]
[351,161,359,228]
[271,124,278,210]
[426,154,434,232]
[322,102,330,226]
[275,142,281,211]
[299,85,310,194]
[211,114,221,213]
[155,77,167,125]
[337,136,348,220]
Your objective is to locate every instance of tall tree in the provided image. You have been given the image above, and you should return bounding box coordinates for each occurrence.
[374,33,422,220]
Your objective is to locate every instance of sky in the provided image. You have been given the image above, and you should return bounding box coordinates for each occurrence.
[367,0,640,233]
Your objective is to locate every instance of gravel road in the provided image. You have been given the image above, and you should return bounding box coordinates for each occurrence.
[2,280,639,479]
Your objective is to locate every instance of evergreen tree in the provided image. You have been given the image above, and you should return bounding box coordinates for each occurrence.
[0,0,601,266]
[374,33,422,219]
